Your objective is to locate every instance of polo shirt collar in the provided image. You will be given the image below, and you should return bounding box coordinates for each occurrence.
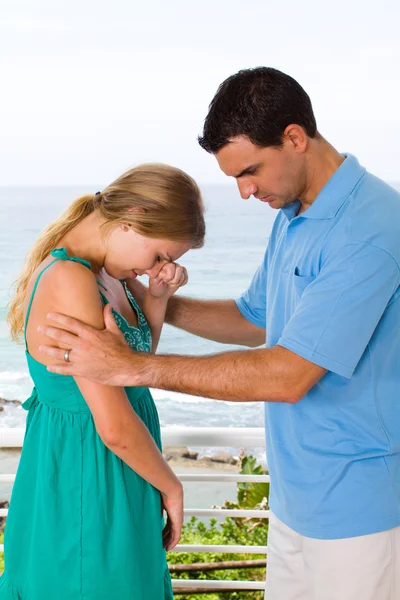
[281,154,366,221]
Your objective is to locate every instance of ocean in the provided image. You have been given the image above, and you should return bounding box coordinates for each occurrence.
[0,184,276,457]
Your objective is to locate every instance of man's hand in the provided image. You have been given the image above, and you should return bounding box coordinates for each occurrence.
[148,262,188,299]
[38,304,142,385]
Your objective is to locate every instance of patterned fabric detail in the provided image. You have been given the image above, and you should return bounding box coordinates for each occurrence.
[112,281,152,353]
[112,309,152,354]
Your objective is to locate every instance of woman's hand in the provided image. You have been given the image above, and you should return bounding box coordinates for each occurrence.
[161,481,184,551]
[148,262,188,299]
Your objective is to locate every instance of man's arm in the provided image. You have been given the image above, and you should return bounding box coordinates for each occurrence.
[132,345,326,403]
[125,278,265,347]
[39,308,326,403]
[165,296,266,347]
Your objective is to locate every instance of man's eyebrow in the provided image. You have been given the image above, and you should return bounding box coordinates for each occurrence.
[234,163,261,178]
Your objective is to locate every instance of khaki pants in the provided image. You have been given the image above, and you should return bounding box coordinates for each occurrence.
[265,512,400,600]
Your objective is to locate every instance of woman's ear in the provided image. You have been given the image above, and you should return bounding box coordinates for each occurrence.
[127,207,145,213]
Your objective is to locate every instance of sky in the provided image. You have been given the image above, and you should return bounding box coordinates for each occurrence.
[1,0,399,186]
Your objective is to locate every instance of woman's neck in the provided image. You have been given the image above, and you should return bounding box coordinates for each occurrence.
[58,212,107,274]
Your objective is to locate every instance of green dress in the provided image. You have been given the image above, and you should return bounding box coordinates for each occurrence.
[0,248,174,600]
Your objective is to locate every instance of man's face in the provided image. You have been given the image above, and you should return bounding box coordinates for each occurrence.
[215,135,306,210]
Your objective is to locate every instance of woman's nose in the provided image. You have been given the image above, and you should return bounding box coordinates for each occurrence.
[145,261,167,278]
[145,265,159,278]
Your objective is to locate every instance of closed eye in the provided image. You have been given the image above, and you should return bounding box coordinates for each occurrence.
[157,254,172,263]
[235,163,262,179]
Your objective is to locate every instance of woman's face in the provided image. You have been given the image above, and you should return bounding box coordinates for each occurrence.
[103,225,192,280]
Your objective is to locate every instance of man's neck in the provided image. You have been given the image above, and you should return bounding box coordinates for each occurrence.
[298,137,345,213]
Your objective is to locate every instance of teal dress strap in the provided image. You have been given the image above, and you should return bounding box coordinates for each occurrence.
[121,280,142,315]
[51,248,108,291]
[24,258,60,348]
[50,247,91,269]
[98,289,109,306]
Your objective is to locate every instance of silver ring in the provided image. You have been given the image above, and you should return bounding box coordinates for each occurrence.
[64,349,70,363]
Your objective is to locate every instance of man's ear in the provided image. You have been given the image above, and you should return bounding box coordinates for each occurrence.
[283,124,308,153]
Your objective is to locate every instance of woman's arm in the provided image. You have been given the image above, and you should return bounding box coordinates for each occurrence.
[141,294,168,352]
[128,262,188,353]
[27,261,183,549]
[125,278,167,351]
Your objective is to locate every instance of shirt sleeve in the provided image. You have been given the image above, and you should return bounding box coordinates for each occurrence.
[278,242,400,378]
[235,249,268,328]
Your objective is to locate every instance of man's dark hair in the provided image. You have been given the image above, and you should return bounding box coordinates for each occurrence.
[198,67,318,153]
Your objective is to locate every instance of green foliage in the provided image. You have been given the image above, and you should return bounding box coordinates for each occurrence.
[168,517,266,600]
[237,456,269,509]
[167,455,269,600]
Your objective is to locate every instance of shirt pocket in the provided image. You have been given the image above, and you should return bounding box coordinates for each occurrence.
[293,272,315,297]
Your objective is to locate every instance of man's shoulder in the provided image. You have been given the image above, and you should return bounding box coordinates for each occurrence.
[357,170,400,204]
[329,174,400,264]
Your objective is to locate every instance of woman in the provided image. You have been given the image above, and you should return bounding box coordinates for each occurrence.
[1,164,205,599]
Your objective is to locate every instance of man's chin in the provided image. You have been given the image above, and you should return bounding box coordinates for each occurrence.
[258,195,287,209]
[263,197,282,209]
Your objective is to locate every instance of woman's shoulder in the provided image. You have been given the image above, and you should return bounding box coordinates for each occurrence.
[24,256,105,364]
[31,257,96,297]
[41,256,95,284]
[27,257,104,327]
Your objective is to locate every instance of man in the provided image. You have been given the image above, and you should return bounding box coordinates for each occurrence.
[39,67,400,599]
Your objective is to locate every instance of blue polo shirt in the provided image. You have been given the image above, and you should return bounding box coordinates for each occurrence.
[236,154,400,539]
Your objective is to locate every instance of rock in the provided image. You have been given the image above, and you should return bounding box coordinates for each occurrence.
[163,446,198,462]
[181,449,198,460]
[163,446,239,471]
[209,451,238,466]
[0,397,21,406]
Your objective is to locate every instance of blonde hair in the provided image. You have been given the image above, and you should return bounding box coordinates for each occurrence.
[8,163,205,342]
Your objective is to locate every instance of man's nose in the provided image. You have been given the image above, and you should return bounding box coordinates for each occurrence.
[237,180,257,200]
